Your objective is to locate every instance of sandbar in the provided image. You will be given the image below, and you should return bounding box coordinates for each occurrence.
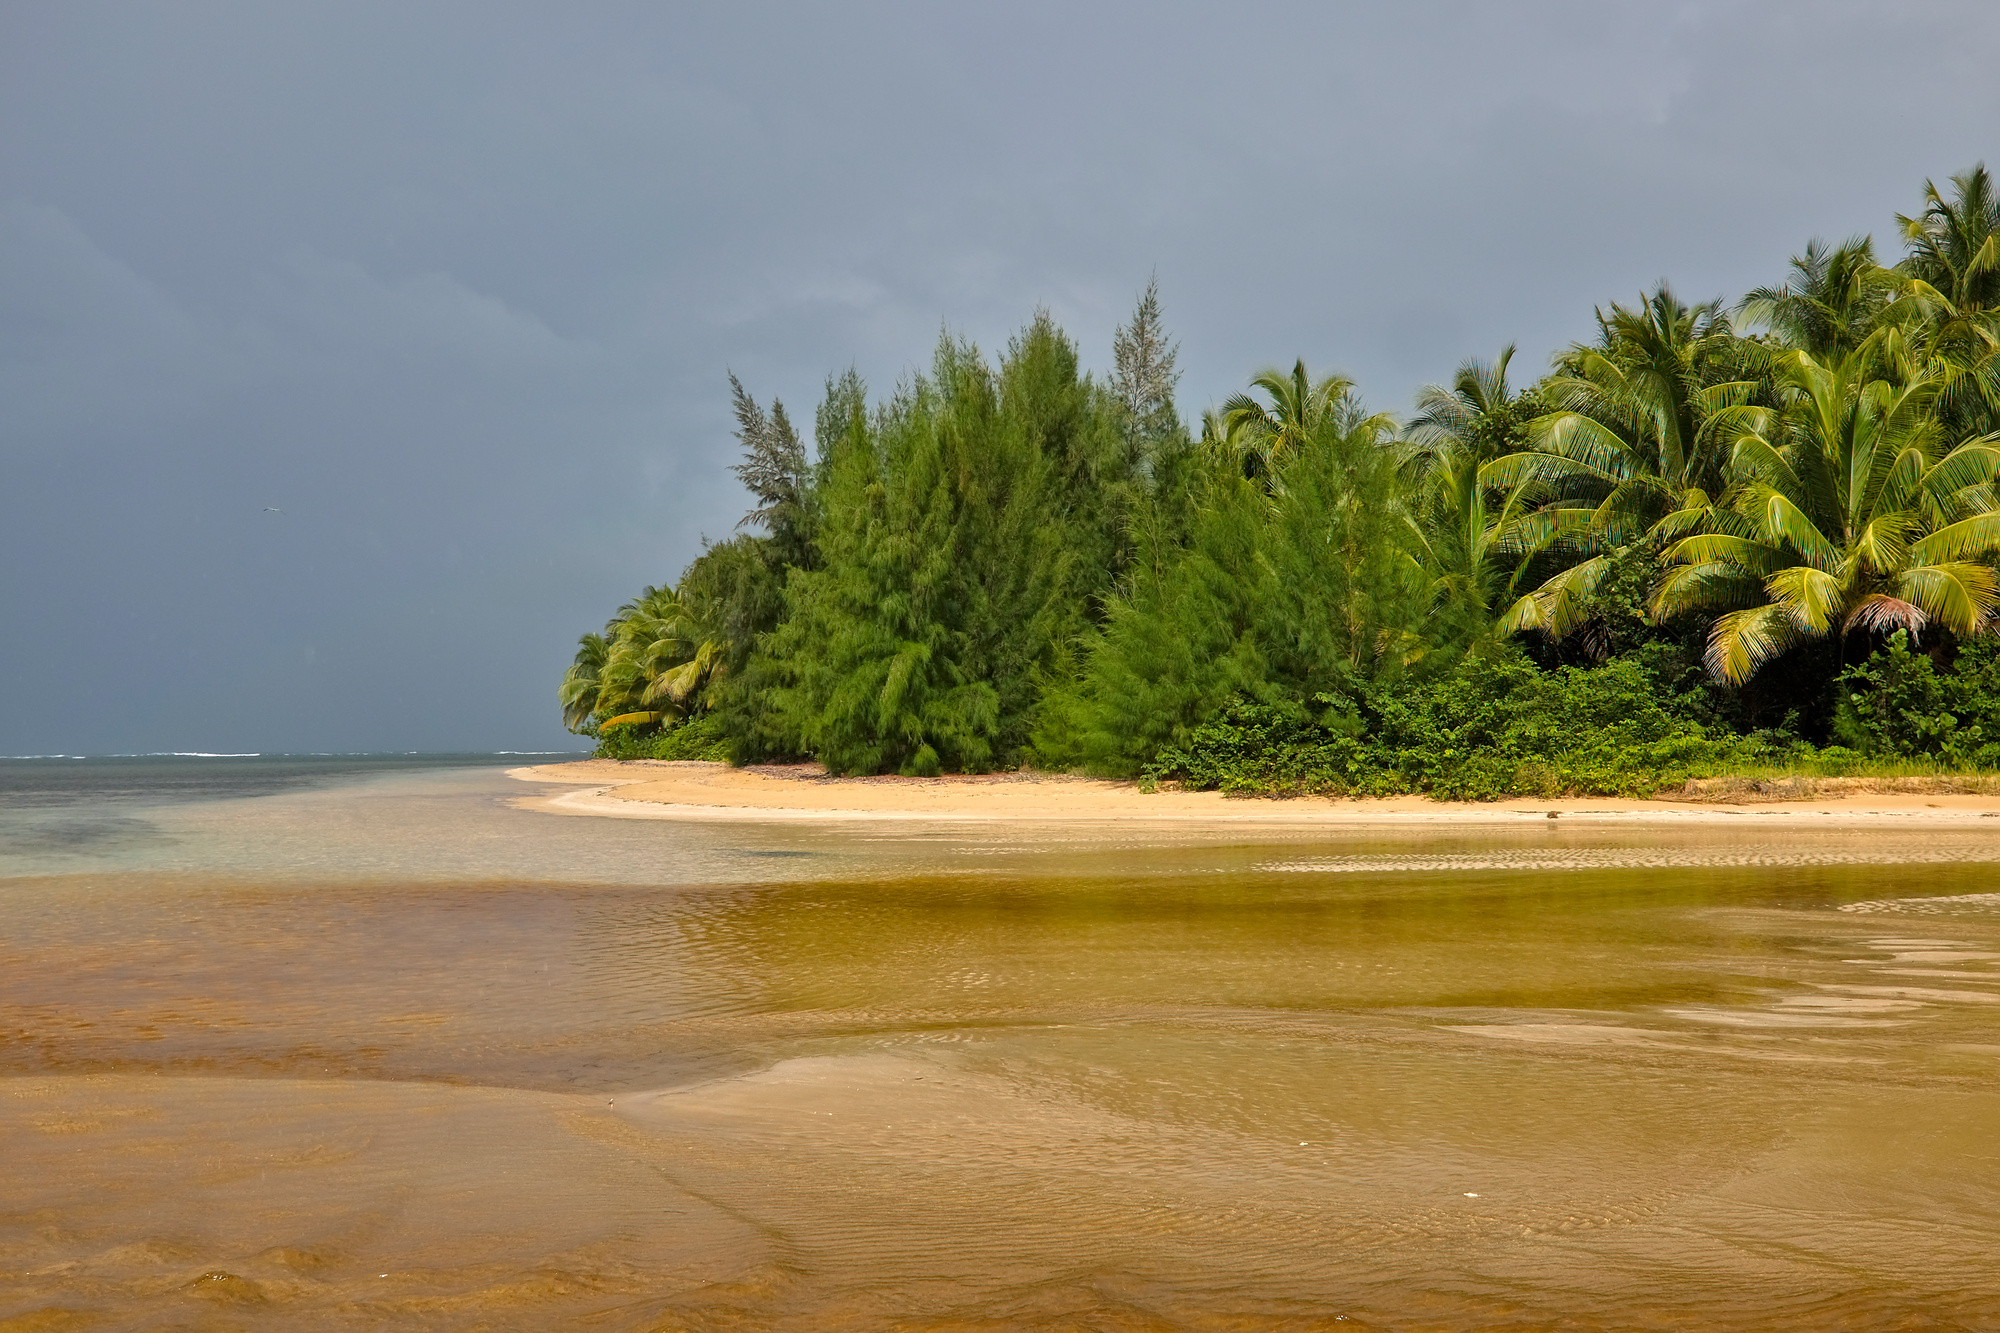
[508,759,2000,826]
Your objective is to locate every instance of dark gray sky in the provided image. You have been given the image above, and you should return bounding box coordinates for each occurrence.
[5,2,1998,755]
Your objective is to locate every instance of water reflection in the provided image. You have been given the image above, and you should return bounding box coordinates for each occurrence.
[3,761,2000,1330]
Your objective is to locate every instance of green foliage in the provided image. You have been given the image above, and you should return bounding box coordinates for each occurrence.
[558,582,726,736]
[559,631,611,733]
[758,315,1138,774]
[680,535,784,679]
[594,713,731,761]
[1147,655,1754,800]
[561,170,2000,791]
[1895,164,2000,443]
[1652,345,2000,684]
[1740,236,1888,361]
[1113,274,1182,449]
[759,339,1021,774]
[1407,345,1548,467]
[1833,631,2000,768]
[1036,393,1430,775]
[728,374,816,568]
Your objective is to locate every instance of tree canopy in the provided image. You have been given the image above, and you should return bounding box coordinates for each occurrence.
[563,164,2000,792]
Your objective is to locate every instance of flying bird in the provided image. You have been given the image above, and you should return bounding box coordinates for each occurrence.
[263,507,283,513]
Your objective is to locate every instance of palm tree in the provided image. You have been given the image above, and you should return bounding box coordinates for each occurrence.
[1483,287,1763,638]
[1219,360,1390,481]
[1653,342,2000,683]
[1899,163,2000,316]
[559,632,610,733]
[1402,346,1565,626]
[1739,236,1890,361]
[614,585,726,721]
[1527,287,1757,527]
[1408,346,1548,478]
[560,584,729,733]
[1893,164,2000,440]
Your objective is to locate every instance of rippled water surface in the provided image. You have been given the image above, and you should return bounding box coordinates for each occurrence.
[5,757,2000,1330]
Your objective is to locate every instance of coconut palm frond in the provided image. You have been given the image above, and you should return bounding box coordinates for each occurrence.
[1896,562,2000,638]
[558,632,611,733]
[1497,555,1613,641]
[1763,565,1847,634]
[600,711,663,729]
[1705,604,1809,686]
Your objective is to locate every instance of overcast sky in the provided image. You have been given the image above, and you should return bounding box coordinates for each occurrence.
[4,2,1998,755]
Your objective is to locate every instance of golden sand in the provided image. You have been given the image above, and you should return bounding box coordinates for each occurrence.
[509,758,2000,825]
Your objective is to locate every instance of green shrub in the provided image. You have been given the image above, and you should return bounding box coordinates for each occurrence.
[594,713,732,761]
[1833,632,2000,768]
[1145,654,1759,800]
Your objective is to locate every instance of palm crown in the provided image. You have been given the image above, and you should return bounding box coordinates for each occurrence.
[1653,340,2000,682]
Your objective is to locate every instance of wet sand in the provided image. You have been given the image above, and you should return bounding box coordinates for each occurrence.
[512,757,2000,825]
[7,759,2000,1331]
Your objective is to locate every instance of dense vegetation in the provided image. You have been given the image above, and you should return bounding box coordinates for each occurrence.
[562,167,2000,797]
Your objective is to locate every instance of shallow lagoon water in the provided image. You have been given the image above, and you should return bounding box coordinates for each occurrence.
[4,758,2000,1330]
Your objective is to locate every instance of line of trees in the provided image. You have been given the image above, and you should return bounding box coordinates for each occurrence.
[561,166,2000,793]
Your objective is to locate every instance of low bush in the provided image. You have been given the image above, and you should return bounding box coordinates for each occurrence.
[1832,632,2000,768]
[1148,634,2000,800]
[594,713,731,762]
[1145,654,1761,800]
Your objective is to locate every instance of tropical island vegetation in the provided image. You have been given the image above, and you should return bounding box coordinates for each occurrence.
[560,165,2000,798]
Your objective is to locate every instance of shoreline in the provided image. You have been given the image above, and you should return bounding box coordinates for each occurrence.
[507,759,2000,826]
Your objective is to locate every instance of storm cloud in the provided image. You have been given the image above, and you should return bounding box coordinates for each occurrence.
[5,1,1998,753]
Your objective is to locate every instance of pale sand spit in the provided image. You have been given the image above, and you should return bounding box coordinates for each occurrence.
[508,759,2000,827]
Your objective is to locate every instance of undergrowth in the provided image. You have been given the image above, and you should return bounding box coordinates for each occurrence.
[593,713,731,761]
[1143,639,2000,801]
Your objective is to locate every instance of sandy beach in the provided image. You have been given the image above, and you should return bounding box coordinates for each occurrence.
[509,758,2000,825]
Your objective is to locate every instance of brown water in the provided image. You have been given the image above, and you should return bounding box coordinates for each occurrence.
[5,760,2000,1330]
